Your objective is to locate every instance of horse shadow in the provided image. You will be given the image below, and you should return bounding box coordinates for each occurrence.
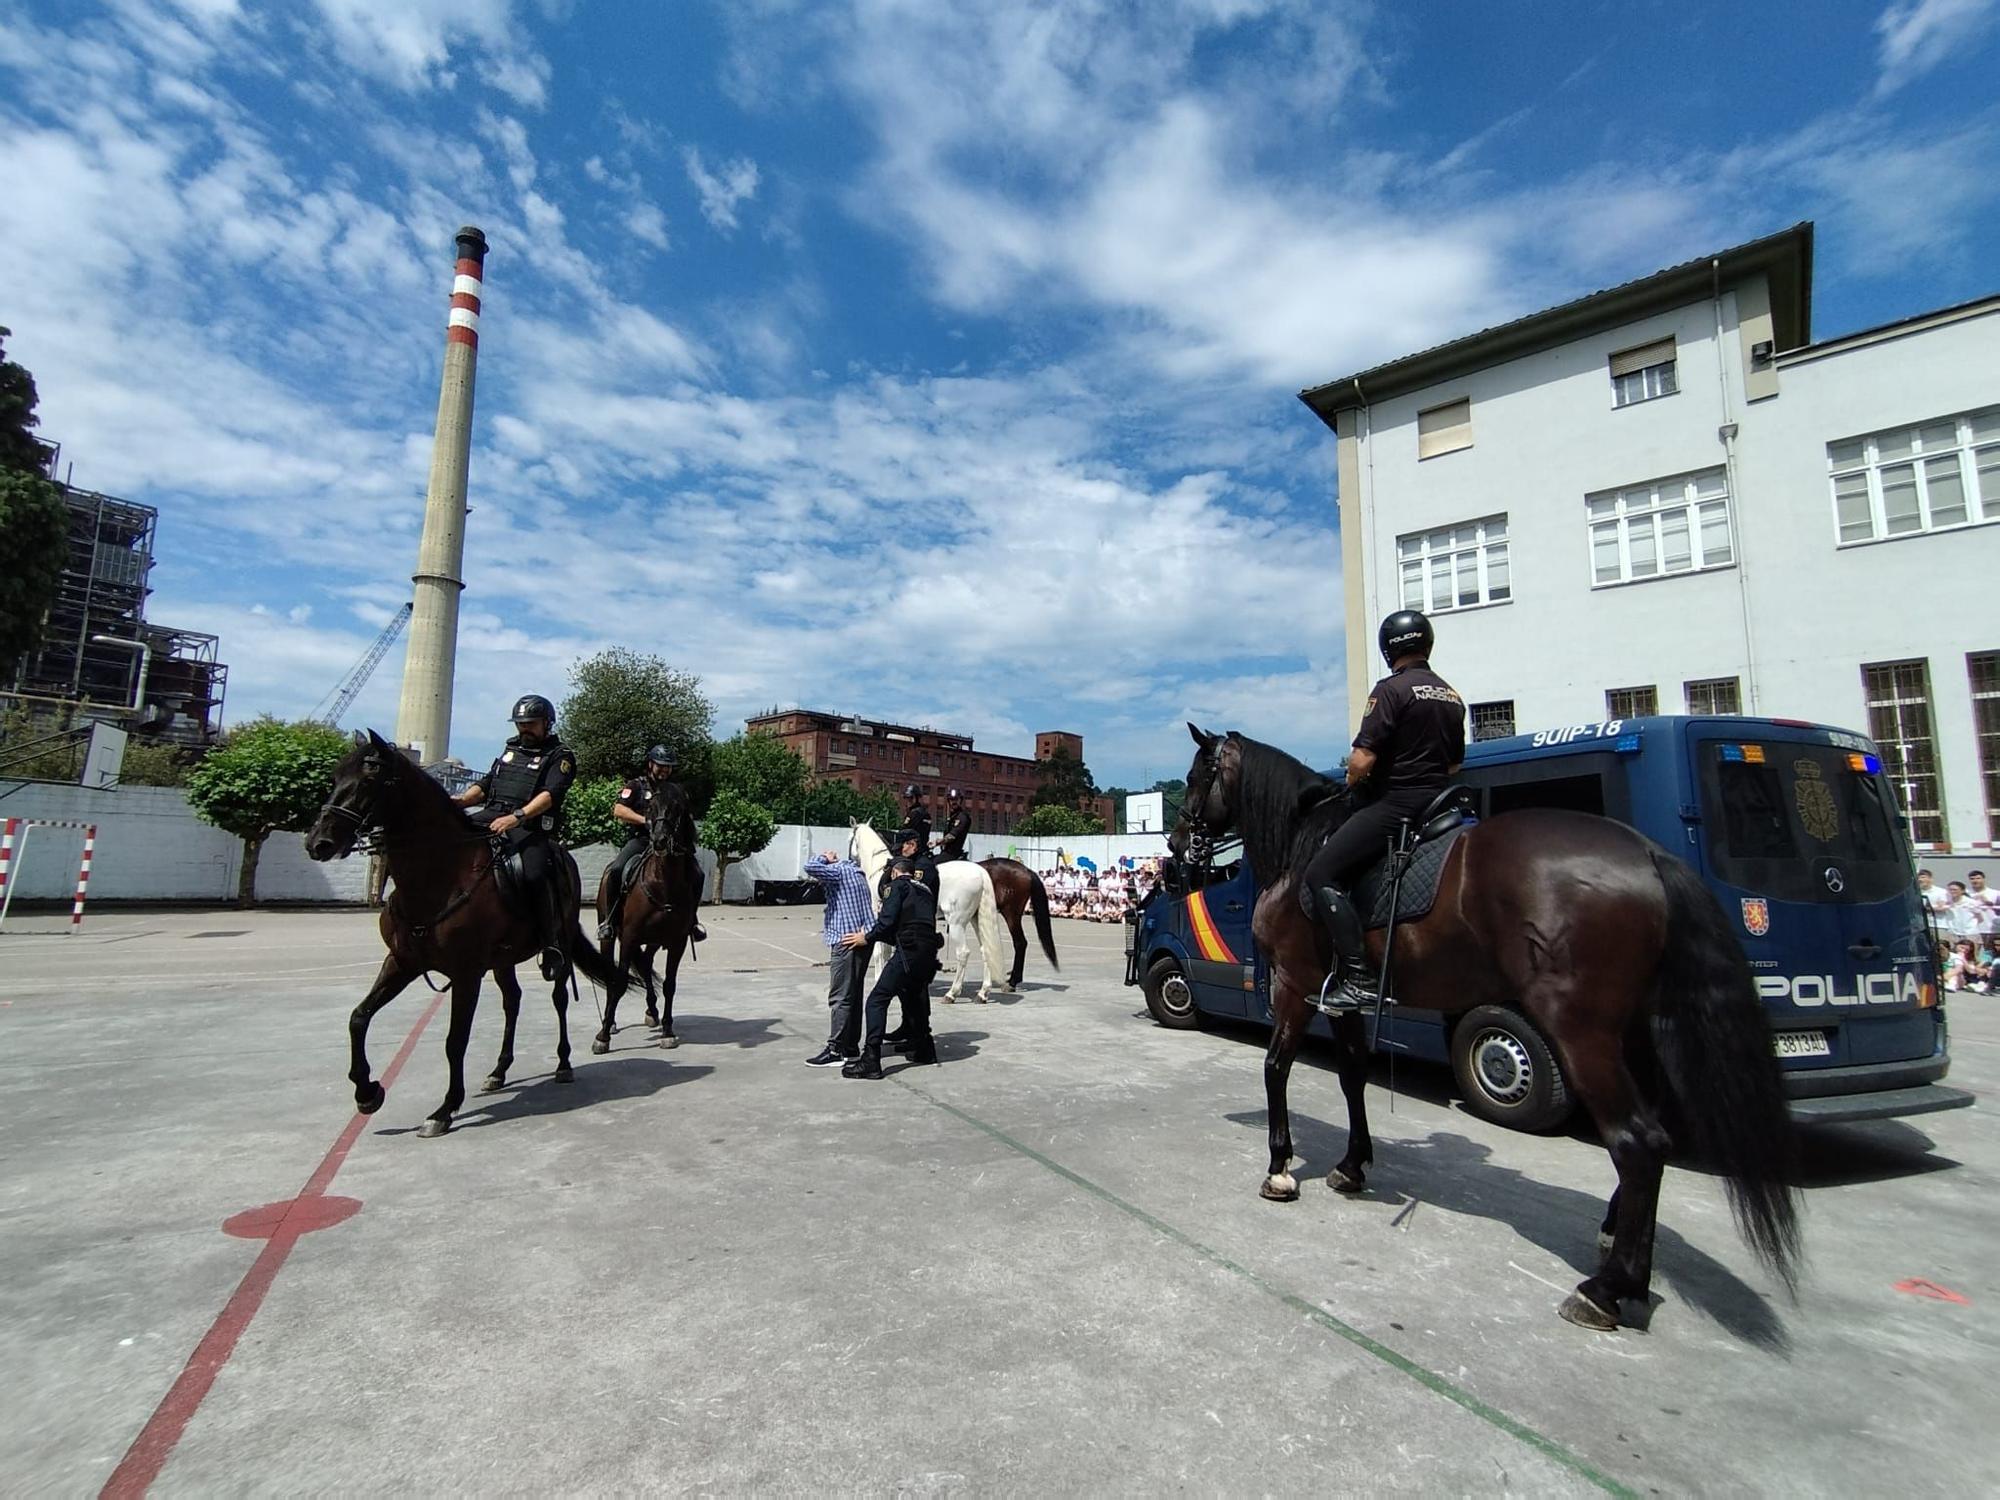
[901,1029,987,1068]
[1225,1111,1793,1352]
[378,1056,714,1134]
[666,1013,785,1049]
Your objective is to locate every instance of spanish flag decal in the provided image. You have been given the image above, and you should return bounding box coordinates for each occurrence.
[1185,890,1238,964]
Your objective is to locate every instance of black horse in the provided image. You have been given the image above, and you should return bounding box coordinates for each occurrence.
[306,730,619,1136]
[1169,724,1800,1330]
[592,781,702,1053]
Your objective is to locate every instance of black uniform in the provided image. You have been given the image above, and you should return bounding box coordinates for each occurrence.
[1304,660,1465,890]
[473,731,577,960]
[903,798,933,851]
[858,875,941,1058]
[606,775,698,892]
[938,806,973,862]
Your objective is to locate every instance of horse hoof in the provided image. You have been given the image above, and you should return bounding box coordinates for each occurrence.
[355,1082,385,1115]
[590,1037,610,1055]
[644,1012,661,1030]
[974,995,988,1005]
[554,1064,574,1083]
[941,996,955,1005]
[416,1118,450,1139]
[1328,1166,1365,1195]
[1260,1173,1300,1202]
[479,1075,505,1094]
[1558,1290,1620,1331]
[658,1033,681,1050]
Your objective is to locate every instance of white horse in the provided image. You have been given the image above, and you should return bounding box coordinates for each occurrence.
[848,821,1009,1003]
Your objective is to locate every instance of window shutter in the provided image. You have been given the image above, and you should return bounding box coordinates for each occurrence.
[1609,338,1675,378]
[1417,398,1472,459]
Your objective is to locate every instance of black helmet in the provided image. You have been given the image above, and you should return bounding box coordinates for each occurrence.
[905,783,920,798]
[645,744,676,769]
[1377,610,1433,666]
[948,787,961,800]
[511,693,556,724]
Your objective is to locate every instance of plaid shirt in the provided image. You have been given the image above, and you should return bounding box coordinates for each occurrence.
[803,856,872,948]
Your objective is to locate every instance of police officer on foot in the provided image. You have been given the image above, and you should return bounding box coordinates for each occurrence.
[600,745,707,943]
[892,826,941,898]
[456,694,578,981]
[902,783,932,854]
[1298,610,1465,1008]
[839,856,941,1077]
[937,788,972,862]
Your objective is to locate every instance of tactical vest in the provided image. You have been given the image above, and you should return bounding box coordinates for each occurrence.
[487,739,559,811]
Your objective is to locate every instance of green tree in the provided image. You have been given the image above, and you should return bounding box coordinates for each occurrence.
[1030,742,1098,811]
[558,649,712,782]
[184,718,350,906]
[1101,785,1131,834]
[0,326,57,473]
[711,730,810,820]
[119,738,198,787]
[0,469,68,678]
[697,787,777,901]
[1014,803,1104,837]
[798,778,902,834]
[562,773,623,850]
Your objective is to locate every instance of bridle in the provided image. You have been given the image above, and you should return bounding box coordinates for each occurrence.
[1179,743,1227,872]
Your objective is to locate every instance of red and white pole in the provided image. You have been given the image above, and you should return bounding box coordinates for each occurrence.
[0,818,18,930]
[69,824,97,934]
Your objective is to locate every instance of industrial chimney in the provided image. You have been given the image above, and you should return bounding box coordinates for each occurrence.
[393,226,487,765]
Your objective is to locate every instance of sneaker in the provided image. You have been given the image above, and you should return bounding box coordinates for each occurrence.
[841,1054,884,1080]
[805,1046,850,1068]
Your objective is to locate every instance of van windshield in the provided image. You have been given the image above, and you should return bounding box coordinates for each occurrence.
[1699,741,1909,904]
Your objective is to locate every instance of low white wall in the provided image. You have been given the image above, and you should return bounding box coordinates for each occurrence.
[0,781,370,904]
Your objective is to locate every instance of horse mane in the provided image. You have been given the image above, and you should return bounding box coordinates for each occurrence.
[374,737,484,838]
[1227,732,1342,886]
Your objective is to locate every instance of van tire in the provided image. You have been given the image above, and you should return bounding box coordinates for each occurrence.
[1143,956,1200,1030]
[1450,1005,1573,1132]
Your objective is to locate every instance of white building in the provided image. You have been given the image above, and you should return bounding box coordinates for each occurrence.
[1302,223,2000,852]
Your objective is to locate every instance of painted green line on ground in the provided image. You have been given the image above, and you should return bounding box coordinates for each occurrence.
[899,1078,1635,1500]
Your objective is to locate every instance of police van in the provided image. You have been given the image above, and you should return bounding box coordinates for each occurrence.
[1126,714,1973,1133]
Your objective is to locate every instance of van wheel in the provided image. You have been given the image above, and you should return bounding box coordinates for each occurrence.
[1450,1005,1573,1132]
[1143,957,1200,1030]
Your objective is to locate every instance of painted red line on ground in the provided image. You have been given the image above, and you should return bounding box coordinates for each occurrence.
[99,993,444,1500]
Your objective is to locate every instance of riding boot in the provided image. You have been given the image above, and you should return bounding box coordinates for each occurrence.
[597,868,623,943]
[1310,885,1376,1011]
[537,879,567,982]
[841,1047,883,1080]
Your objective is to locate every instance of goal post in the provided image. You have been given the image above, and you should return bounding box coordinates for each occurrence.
[0,817,100,935]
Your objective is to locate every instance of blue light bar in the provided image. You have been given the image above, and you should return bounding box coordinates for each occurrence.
[1864,753,1882,774]
[1719,744,1745,762]
[1614,732,1642,754]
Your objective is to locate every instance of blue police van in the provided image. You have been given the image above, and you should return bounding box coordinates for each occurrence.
[1126,714,1973,1133]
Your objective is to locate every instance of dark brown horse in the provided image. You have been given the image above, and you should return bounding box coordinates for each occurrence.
[306,730,619,1137]
[592,781,702,1052]
[1169,724,1800,1330]
[978,856,1058,988]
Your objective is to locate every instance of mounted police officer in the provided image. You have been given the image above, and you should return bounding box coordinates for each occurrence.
[455,693,578,980]
[1299,609,1465,1008]
[937,788,973,862]
[901,783,932,853]
[599,744,707,944]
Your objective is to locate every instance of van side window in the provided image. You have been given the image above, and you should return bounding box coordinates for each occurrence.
[1487,773,1607,818]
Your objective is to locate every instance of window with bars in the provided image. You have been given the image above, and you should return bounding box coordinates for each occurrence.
[1588,469,1732,586]
[1828,407,2000,545]
[1609,337,1678,408]
[1685,677,1742,715]
[1470,700,1516,741]
[1861,659,1947,844]
[1606,685,1658,718]
[1970,652,2000,842]
[1396,515,1511,613]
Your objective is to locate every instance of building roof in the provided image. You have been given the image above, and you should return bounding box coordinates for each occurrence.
[1298,222,1815,430]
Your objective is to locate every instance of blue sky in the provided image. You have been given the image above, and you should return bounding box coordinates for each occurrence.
[2,0,1996,789]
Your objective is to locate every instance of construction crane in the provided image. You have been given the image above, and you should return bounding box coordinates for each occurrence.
[313,602,413,726]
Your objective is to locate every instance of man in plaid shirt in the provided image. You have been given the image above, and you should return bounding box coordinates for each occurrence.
[803,848,875,1067]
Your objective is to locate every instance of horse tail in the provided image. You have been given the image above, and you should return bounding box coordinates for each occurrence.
[1028,871,1059,970]
[1648,845,1802,1289]
[977,872,1008,983]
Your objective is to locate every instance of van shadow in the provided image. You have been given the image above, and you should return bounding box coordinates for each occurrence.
[666,1013,785,1048]
[1790,1119,1960,1186]
[1225,1111,1792,1352]
[378,1055,714,1134]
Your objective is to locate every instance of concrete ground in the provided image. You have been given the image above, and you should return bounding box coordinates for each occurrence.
[1,904,1995,1495]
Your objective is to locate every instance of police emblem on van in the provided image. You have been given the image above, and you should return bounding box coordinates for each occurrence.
[1741,898,1770,936]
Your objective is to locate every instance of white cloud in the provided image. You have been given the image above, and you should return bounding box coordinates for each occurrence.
[1873,0,1997,96]
[682,146,761,231]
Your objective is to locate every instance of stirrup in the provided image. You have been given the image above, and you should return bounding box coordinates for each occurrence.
[1311,970,1381,1016]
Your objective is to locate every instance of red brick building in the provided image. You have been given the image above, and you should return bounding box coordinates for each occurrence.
[744,709,1115,834]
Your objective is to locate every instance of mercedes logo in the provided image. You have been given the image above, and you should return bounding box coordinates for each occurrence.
[1823,866,1846,894]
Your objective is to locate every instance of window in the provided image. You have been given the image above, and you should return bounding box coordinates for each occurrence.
[1606,685,1658,718]
[1970,653,2000,841]
[1685,677,1742,715]
[1828,407,2000,545]
[1609,338,1677,408]
[1700,743,1910,906]
[1417,398,1472,460]
[1862,659,1946,843]
[1396,515,1511,613]
[1470,700,1515,741]
[1587,468,1732,586]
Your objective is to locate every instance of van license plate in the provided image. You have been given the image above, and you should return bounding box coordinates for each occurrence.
[1773,1031,1831,1059]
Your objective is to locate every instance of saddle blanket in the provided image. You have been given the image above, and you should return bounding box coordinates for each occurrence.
[1352,822,1470,932]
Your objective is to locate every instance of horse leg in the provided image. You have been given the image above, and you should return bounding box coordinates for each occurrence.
[1326,1009,1376,1193]
[550,969,575,1082]
[349,955,419,1114]
[592,921,627,1054]
[1007,909,1026,990]
[941,913,967,1002]
[1599,1186,1622,1262]
[417,973,480,1138]
[656,938,685,1049]
[1556,1045,1669,1330]
[1260,989,1311,1201]
[482,965,523,1092]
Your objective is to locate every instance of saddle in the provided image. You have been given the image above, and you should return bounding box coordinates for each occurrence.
[1350,785,1475,932]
